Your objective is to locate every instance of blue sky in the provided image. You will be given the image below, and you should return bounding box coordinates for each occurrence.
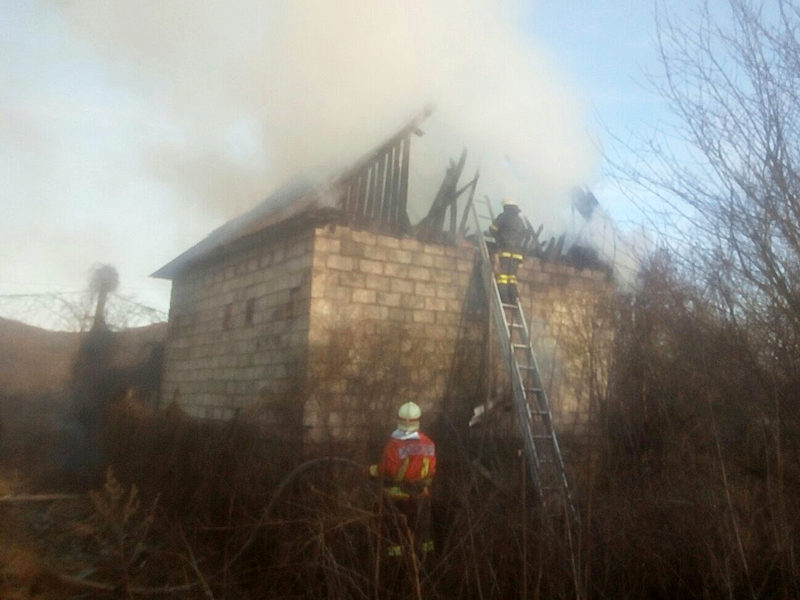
[0,0,706,328]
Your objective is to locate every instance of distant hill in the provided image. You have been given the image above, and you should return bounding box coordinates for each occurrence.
[0,317,167,396]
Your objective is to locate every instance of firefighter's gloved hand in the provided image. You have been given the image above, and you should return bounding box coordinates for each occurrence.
[366,464,379,478]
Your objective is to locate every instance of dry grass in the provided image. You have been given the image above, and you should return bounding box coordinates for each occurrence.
[2,262,800,598]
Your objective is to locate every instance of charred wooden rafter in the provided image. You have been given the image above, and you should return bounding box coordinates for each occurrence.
[336,107,431,236]
[416,149,473,244]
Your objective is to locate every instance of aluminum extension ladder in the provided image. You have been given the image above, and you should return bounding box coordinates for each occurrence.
[468,198,579,522]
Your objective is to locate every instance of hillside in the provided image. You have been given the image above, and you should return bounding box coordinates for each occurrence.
[0,317,167,396]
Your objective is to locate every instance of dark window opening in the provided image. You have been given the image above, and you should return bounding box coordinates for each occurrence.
[245,298,256,325]
[286,287,301,319]
[223,303,233,330]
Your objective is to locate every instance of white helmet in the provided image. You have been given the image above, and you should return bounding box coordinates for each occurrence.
[397,402,421,432]
[502,198,517,208]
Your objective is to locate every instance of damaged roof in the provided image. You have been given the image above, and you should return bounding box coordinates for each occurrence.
[151,170,338,280]
[152,110,428,280]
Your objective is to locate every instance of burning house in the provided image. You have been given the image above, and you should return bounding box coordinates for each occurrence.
[153,114,613,439]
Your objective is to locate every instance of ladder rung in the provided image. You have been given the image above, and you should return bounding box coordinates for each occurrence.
[472,202,576,516]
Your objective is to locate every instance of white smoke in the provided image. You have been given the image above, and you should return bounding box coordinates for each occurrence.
[59,0,599,219]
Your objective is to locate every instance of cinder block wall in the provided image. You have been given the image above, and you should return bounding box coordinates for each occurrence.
[161,222,612,432]
[516,255,613,428]
[161,228,314,419]
[305,226,476,440]
[305,225,612,439]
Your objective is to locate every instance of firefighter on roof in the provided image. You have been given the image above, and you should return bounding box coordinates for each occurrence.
[369,401,436,561]
[489,199,526,303]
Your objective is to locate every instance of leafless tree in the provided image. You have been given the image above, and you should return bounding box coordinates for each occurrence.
[612,0,800,385]
[0,264,165,331]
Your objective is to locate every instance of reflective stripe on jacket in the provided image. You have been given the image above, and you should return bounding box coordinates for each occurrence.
[371,432,436,496]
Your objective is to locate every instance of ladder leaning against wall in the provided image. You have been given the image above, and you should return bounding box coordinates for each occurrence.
[468,197,579,528]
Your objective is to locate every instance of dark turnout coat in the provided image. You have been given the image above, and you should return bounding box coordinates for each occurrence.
[490,207,526,251]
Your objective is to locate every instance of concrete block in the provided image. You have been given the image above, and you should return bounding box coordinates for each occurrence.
[456,260,473,272]
[376,292,401,307]
[385,263,410,279]
[432,256,456,270]
[387,307,411,322]
[347,304,389,321]
[425,324,449,339]
[341,239,366,257]
[436,311,460,326]
[339,271,367,288]
[435,283,458,299]
[312,267,339,286]
[422,244,446,255]
[351,230,377,245]
[359,259,384,275]
[400,294,425,309]
[313,236,341,254]
[413,310,435,324]
[424,297,447,312]
[446,299,462,312]
[390,278,414,294]
[388,249,413,264]
[407,266,431,281]
[310,281,326,299]
[324,286,351,302]
[365,274,391,291]
[444,245,468,258]
[372,233,399,248]
[326,255,354,271]
[352,289,377,304]
[369,246,391,262]
[414,281,436,297]
[411,253,435,268]
[398,237,423,252]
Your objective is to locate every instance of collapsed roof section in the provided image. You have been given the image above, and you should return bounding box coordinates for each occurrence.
[153,109,609,280]
[152,109,432,280]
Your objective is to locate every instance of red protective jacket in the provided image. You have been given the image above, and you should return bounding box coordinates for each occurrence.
[371,433,436,492]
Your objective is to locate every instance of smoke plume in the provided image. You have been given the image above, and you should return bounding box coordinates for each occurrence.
[59,0,599,220]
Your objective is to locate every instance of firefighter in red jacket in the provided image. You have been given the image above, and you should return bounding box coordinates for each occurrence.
[369,402,436,560]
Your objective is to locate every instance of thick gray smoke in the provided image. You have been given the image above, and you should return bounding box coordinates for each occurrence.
[59,0,599,219]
